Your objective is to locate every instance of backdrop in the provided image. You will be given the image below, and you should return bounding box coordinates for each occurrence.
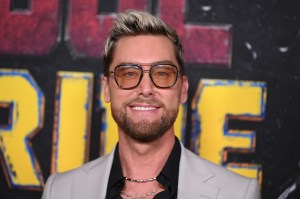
[0,0,299,198]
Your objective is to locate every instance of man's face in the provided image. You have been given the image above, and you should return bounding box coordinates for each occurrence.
[103,35,188,143]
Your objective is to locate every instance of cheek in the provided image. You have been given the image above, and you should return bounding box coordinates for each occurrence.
[110,90,131,106]
[110,94,122,107]
[164,91,182,108]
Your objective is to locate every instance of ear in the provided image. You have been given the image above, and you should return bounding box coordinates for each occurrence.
[180,76,189,103]
[102,75,111,103]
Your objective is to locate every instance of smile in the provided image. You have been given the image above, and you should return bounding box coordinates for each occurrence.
[131,106,157,111]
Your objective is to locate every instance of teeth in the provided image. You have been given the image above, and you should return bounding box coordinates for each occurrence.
[132,106,156,111]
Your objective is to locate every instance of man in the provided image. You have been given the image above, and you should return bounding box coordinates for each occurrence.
[42,10,261,199]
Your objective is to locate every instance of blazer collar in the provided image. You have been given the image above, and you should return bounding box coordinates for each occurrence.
[70,144,219,199]
[72,147,116,199]
[178,143,220,199]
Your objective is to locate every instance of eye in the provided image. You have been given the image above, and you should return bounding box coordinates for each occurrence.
[125,71,137,77]
[117,67,140,78]
[152,65,176,78]
[122,71,139,78]
[155,71,168,77]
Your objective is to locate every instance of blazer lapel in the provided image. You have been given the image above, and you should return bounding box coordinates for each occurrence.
[72,147,116,199]
[66,143,219,199]
[178,143,219,199]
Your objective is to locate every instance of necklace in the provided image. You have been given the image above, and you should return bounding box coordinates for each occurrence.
[121,184,163,199]
[124,177,157,183]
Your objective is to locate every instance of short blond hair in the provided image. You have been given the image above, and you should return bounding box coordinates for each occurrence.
[102,9,184,76]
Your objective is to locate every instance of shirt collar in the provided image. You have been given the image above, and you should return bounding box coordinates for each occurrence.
[106,144,124,199]
[106,137,181,198]
[156,137,181,196]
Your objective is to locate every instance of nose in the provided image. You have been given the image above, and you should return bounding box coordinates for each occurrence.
[137,71,154,97]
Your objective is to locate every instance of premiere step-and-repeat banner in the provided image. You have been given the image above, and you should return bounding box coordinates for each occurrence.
[0,0,299,198]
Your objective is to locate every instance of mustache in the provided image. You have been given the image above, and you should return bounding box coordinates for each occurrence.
[125,97,164,107]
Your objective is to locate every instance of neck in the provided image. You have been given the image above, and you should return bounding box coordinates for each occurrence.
[118,129,175,179]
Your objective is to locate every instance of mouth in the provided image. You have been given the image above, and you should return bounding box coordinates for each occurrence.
[131,106,158,111]
[128,99,162,112]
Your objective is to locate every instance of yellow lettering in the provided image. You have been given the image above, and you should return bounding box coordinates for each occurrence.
[52,72,94,172]
[0,69,45,189]
[191,79,266,181]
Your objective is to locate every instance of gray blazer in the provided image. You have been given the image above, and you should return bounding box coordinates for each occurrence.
[42,143,261,199]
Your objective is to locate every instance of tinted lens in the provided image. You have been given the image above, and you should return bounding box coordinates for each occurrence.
[151,65,178,88]
[114,65,142,89]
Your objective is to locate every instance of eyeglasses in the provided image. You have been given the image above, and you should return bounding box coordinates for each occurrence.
[110,63,180,89]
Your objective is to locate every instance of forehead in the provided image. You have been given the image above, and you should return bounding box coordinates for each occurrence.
[111,35,177,66]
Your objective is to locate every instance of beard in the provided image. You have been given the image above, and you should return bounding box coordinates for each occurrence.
[111,98,179,143]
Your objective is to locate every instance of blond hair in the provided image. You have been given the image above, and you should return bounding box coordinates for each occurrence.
[102,9,184,76]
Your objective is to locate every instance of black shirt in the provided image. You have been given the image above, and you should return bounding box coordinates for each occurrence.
[105,137,181,199]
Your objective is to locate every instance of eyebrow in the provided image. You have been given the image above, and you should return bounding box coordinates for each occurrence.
[117,60,175,66]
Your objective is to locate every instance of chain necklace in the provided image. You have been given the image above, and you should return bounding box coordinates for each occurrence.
[124,177,157,183]
[121,184,163,199]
